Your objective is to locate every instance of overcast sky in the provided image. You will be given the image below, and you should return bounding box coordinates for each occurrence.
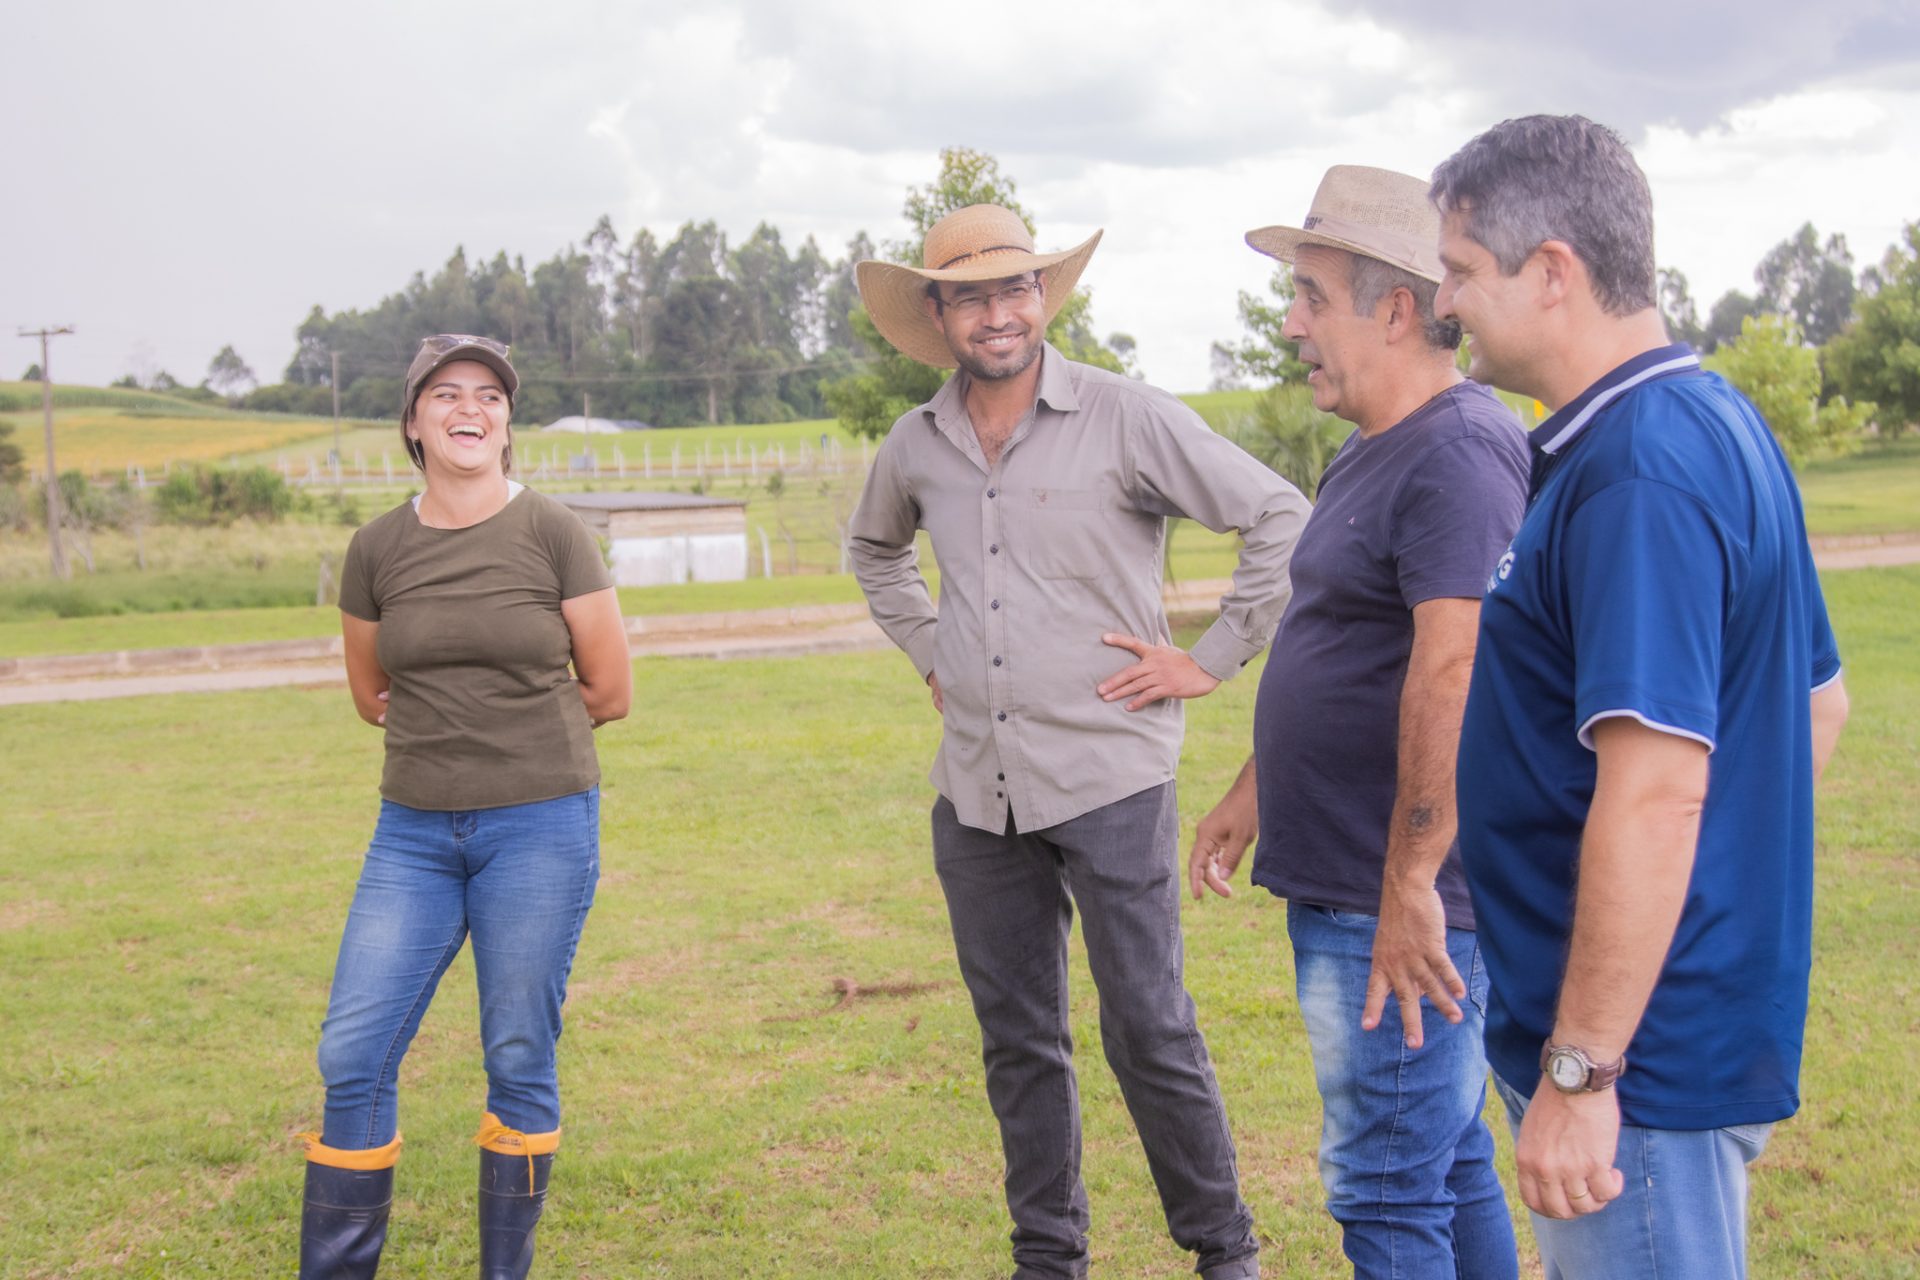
[6,0,1918,394]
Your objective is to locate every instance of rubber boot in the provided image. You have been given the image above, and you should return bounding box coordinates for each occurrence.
[297,1132,402,1279]
[476,1113,560,1279]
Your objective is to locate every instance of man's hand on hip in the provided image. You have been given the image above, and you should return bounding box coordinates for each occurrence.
[1362,879,1466,1048]
[1516,1081,1626,1220]
[926,670,944,714]
[1097,633,1220,711]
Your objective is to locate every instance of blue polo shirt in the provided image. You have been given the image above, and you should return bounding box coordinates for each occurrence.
[1456,344,1841,1131]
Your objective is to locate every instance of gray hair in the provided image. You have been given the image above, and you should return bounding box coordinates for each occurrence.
[1348,254,1462,351]
[1429,114,1656,317]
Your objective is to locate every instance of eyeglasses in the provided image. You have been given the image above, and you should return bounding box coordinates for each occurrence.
[419,333,510,357]
[938,280,1041,317]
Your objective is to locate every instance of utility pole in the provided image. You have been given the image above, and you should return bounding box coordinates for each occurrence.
[18,325,75,579]
[583,391,591,455]
[330,351,343,492]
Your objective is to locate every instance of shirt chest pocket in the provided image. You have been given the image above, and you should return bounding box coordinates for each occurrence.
[1011,488,1108,580]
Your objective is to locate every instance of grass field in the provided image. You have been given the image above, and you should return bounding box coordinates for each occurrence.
[0,381,248,416]
[3,412,354,478]
[0,568,1914,1277]
[1797,437,1920,536]
[7,381,1260,485]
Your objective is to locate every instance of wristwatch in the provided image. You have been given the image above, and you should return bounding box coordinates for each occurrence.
[1540,1042,1626,1093]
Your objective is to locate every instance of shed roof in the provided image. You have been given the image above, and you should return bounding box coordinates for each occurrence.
[550,490,748,513]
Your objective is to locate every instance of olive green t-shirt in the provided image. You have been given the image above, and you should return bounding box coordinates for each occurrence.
[339,486,614,811]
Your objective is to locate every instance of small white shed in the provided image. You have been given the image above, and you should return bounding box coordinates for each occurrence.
[551,491,749,587]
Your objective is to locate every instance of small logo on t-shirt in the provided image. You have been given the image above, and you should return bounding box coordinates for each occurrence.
[1487,548,1516,593]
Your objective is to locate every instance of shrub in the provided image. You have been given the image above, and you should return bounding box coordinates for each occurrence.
[155,465,294,526]
[1229,384,1350,498]
[242,383,334,416]
[1708,314,1871,467]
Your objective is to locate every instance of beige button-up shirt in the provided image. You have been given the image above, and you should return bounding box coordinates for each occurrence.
[850,345,1309,833]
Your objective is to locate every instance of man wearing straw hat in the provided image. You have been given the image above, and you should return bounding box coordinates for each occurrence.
[1188,166,1527,1278]
[848,203,1308,1280]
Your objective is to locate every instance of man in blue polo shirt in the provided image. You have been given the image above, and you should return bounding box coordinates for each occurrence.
[1430,114,1852,1279]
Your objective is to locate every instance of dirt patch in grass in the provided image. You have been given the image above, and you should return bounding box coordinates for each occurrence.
[762,975,945,1022]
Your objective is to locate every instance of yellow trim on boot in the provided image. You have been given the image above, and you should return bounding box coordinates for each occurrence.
[473,1113,561,1156]
[297,1131,403,1170]
[474,1113,560,1196]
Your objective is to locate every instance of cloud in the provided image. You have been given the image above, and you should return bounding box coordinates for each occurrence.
[5,0,1916,394]
[1330,0,1920,134]
[725,0,1455,170]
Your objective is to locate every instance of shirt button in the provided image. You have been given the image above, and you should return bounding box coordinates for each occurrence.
[990,599,999,610]
[997,772,1005,781]
[992,656,1002,666]
[986,488,996,498]
[997,712,1007,722]
[989,544,999,554]
[996,790,1004,798]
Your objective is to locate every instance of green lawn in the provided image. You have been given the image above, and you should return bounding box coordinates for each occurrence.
[1797,438,1920,536]
[0,569,1914,1276]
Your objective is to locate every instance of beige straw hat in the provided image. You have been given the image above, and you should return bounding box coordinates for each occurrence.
[855,204,1103,368]
[1245,165,1443,283]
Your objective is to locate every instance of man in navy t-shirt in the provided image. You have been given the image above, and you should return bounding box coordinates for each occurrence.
[1431,115,1851,1280]
[1190,166,1527,1279]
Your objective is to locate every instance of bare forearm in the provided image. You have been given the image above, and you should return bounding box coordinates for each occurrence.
[1383,651,1472,889]
[1552,721,1708,1059]
[1811,677,1849,781]
[1224,753,1257,810]
[576,678,629,726]
[561,589,632,726]
[1383,599,1480,891]
[340,615,389,726]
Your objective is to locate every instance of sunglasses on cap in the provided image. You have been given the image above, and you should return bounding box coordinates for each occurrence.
[418,333,511,358]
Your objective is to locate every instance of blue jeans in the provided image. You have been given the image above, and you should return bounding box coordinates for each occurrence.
[1288,902,1517,1280]
[316,790,600,1148]
[1492,1073,1771,1280]
[932,785,1259,1280]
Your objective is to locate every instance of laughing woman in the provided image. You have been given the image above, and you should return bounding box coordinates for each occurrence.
[297,335,630,1279]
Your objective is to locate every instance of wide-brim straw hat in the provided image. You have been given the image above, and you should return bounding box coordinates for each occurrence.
[856,204,1102,368]
[1245,165,1444,283]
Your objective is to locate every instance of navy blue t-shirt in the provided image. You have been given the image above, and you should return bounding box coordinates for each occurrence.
[1457,345,1842,1131]
[1252,382,1527,927]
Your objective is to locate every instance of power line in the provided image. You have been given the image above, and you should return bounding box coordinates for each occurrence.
[18,325,76,580]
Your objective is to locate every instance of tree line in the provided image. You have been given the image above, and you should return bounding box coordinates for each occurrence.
[245,219,878,428]
[79,149,1131,435]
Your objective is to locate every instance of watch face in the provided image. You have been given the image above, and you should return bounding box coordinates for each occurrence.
[1548,1051,1587,1091]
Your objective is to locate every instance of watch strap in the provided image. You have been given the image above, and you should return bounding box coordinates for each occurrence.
[1540,1042,1627,1092]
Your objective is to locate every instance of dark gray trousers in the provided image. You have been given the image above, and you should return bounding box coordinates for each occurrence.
[932,783,1259,1280]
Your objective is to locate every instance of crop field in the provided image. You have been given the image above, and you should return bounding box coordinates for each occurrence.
[0,568,1914,1276]
[2,409,349,479]
[7,380,1262,484]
